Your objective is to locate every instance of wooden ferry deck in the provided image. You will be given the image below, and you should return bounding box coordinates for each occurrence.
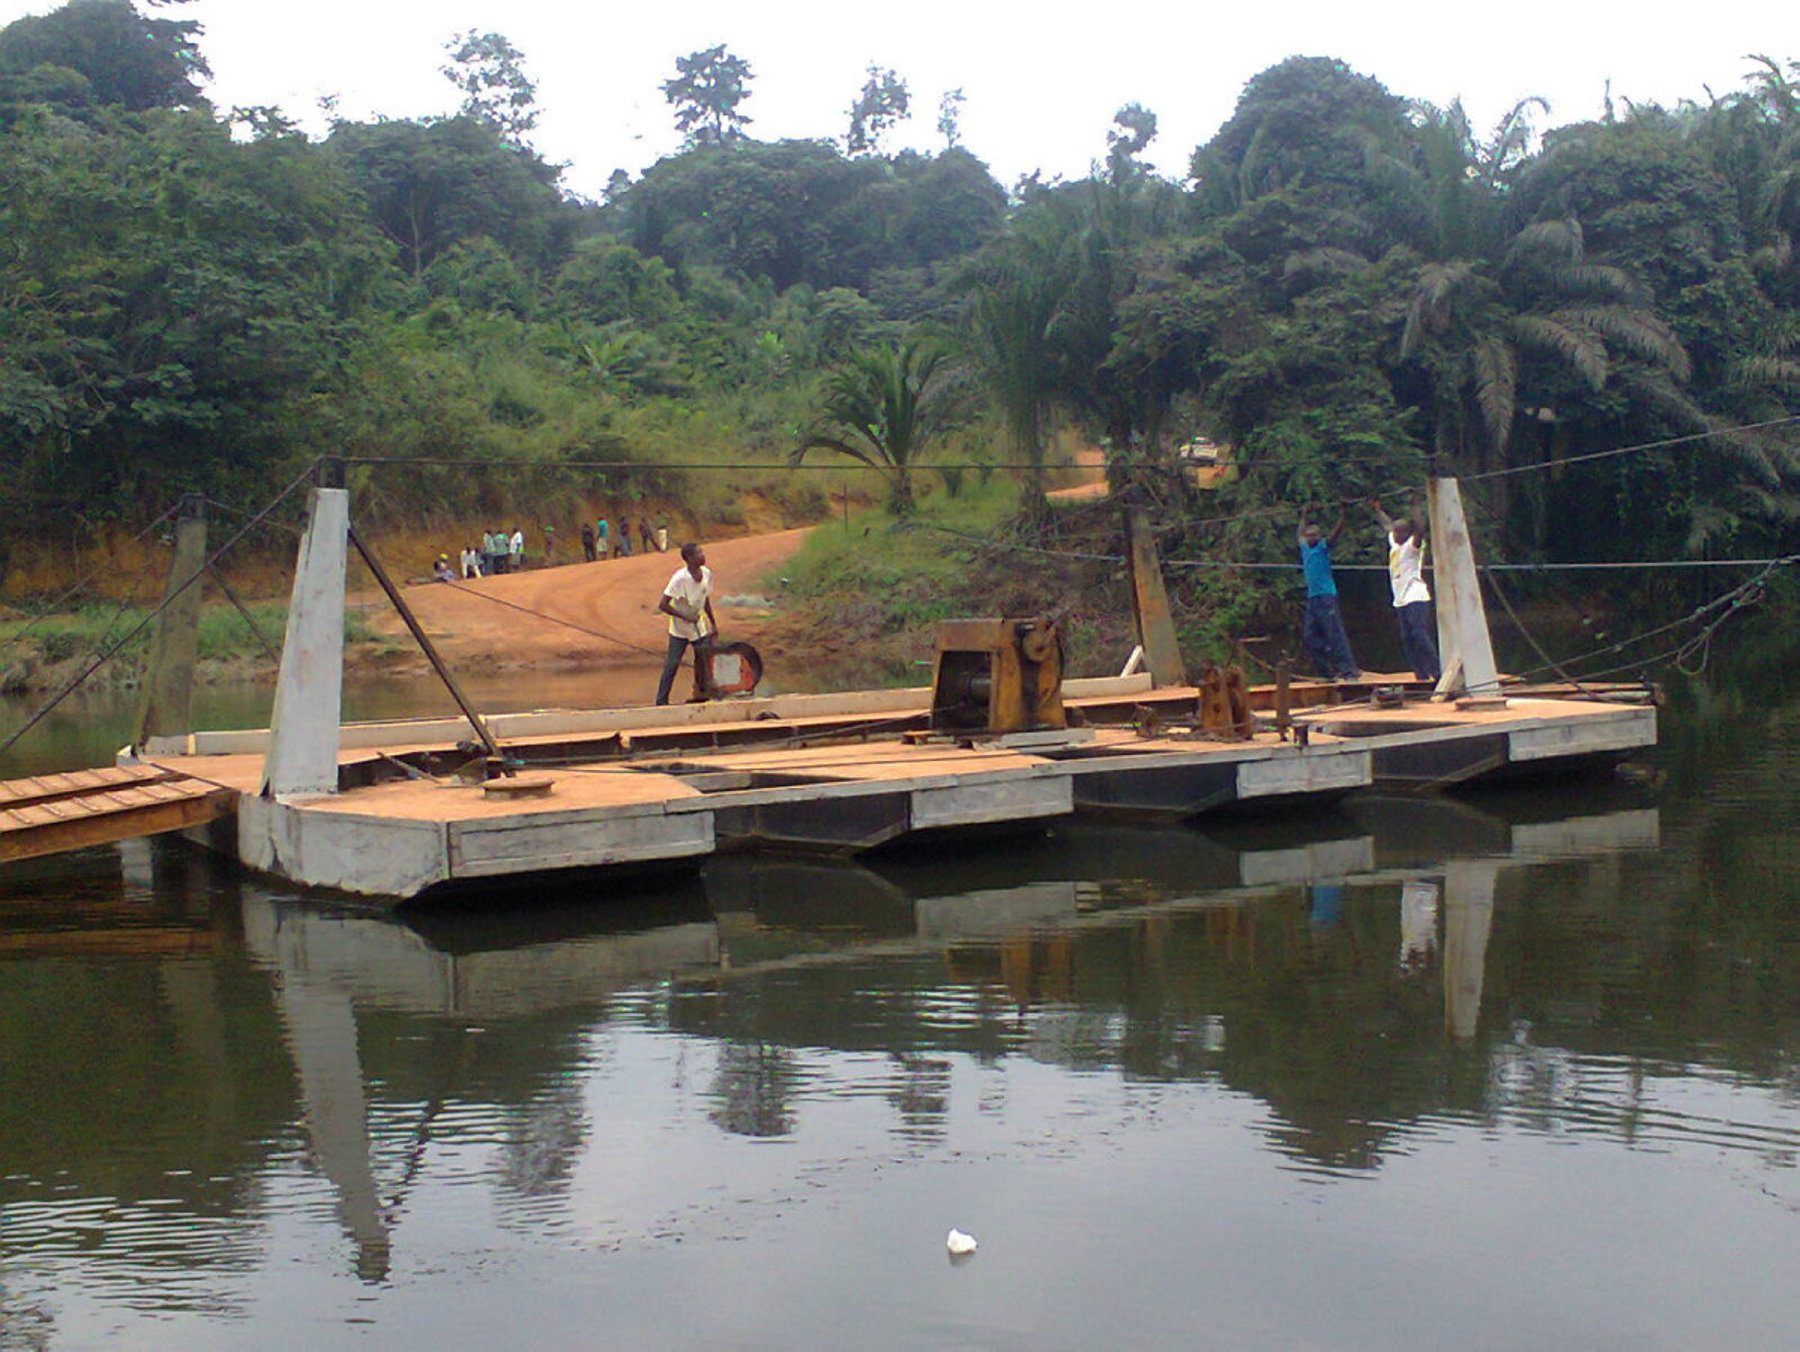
[145,678,1655,904]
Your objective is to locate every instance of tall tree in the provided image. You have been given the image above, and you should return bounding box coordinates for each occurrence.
[326,116,571,278]
[0,0,208,110]
[936,88,965,148]
[662,44,753,146]
[0,104,390,515]
[846,65,909,155]
[441,29,538,150]
[956,222,1078,499]
[1105,102,1157,183]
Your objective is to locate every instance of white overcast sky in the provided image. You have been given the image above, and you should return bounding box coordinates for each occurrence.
[3,1,1794,199]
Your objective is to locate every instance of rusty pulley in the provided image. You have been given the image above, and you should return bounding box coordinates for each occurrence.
[1020,614,1059,665]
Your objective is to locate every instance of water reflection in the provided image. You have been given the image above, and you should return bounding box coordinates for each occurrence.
[5,774,1800,1337]
[236,794,1670,1269]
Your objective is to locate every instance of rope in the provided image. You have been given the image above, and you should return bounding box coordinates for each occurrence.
[332,413,1800,483]
[0,498,186,665]
[911,520,1791,573]
[1504,553,1797,683]
[432,579,668,658]
[1459,414,1800,482]
[344,456,1100,472]
[0,464,319,760]
[202,494,303,538]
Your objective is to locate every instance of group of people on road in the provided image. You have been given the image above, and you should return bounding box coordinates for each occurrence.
[431,512,681,587]
[1295,498,1440,685]
[468,529,524,577]
[433,530,526,581]
[581,514,669,563]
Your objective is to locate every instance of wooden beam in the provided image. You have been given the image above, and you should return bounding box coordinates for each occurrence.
[0,765,183,811]
[134,493,207,748]
[0,782,236,864]
[1123,508,1185,688]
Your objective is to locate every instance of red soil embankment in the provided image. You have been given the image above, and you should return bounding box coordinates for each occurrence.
[354,529,812,706]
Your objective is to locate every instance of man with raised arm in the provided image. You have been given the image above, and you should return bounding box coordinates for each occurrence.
[1369,498,1440,682]
[655,542,718,706]
[1297,504,1360,681]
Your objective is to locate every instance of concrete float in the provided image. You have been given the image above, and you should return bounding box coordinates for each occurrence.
[125,472,1654,905]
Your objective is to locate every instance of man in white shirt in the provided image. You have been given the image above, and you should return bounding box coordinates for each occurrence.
[1370,498,1440,681]
[655,542,718,705]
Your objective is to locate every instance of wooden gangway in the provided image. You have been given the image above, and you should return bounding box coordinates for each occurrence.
[0,765,238,865]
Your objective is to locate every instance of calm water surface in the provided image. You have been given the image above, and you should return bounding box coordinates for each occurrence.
[2,662,1799,1349]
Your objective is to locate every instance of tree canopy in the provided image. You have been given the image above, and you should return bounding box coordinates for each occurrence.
[662,44,753,147]
[0,4,1797,585]
[0,0,207,110]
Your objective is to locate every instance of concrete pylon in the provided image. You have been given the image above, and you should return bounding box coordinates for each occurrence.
[133,494,207,753]
[1426,477,1502,701]
[261,484,348,797]
[1442,858,1498,1040]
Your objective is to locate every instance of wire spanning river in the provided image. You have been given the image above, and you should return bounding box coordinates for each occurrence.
[2,661,1798,1349]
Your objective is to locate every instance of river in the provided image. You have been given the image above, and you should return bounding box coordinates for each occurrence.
[2,651,1798,1349]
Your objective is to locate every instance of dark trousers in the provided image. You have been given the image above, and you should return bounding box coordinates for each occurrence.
[1397,601,1441,681]
[1302,594,1359,680]
[655,634,712,705]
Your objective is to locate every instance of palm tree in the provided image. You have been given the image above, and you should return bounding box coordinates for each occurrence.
[1403,215,1693,455]
[954,222,1077,505]
[793,338,950,513]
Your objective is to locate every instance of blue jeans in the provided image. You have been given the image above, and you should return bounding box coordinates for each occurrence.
[655,635,711,705]
[1302,594,1358,680]
[1396,602,1440,681]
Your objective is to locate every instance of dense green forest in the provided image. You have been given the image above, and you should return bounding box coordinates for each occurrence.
[3,0,1798,597]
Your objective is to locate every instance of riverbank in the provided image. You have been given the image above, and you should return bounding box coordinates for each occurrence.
[1,528,818,703]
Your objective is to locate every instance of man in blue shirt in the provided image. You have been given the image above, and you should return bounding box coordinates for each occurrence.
[1297,505,1360,681]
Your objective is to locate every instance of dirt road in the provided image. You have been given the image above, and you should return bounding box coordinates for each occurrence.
[357,528,811,705]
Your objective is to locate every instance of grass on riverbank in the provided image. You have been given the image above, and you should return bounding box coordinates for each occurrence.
[0,602,380,693]
[764,473,1165,679]
[772,474,1023,631]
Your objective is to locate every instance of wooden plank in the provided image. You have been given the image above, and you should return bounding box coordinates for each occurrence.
[0,786,237,864]
[0,781,223,833]
[0,764,180,811]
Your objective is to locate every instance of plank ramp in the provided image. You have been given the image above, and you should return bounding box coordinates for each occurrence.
[0,765,238,865]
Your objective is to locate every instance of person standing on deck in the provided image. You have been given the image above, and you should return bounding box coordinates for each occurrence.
[1370,498,1440,681]
[655,542,718,706]
[1297,504,1359,681]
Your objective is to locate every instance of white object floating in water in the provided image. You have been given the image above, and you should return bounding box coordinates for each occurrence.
[946,1228,978,1255]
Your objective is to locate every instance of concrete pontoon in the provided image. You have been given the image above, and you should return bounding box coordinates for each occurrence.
[86,471,1654,904]
[140,681,1653,903]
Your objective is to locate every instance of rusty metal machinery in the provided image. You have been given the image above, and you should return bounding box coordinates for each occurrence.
[928,616,1066,736]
